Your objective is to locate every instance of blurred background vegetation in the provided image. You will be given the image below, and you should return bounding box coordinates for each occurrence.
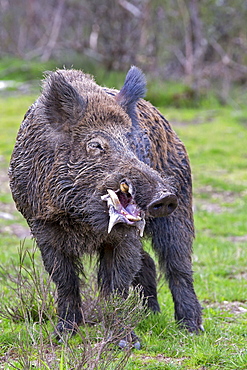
[0,0,247,107]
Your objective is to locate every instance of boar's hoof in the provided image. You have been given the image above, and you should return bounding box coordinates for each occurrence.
[148,193,177,217]
[179,318,205,334]
[198,324,205,332]
[118,331,141,350]
[119,339,141,350]
[54,320,79,342]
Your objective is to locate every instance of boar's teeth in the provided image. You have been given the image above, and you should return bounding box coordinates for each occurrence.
[101,193,114,209]
[102,189,144,235]
[120,208,141,222]
[125,214,142,222]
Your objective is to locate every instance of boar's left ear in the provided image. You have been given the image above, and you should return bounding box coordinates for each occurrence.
[41,71,87,131]
[116,66,146,126]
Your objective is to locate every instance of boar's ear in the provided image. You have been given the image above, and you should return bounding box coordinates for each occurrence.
[41,71,87,131]
[115,66,146,126]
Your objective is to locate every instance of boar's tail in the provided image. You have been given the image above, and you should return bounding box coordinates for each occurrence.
[116,66,146,128]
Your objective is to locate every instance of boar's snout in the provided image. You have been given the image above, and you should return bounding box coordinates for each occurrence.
[147,192,178,217]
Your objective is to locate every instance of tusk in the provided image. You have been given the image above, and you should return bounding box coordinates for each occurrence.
[108,206,123,234]
[136,219,145,237]
[102,189,145,236]
[107,189,121,209]
[120,181,129,193]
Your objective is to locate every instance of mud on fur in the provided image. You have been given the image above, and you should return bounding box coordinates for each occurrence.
[9,66,203,348]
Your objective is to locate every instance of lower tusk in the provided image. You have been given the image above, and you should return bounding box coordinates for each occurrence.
[108,206,123,234]
[136,219,145,237]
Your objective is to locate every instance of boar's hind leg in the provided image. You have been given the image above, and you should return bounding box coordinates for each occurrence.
[35,229,83,335]
[151,217,203,333]
[132,251,160,313]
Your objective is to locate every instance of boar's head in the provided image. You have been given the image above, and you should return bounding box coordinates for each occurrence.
[15,67,177,241]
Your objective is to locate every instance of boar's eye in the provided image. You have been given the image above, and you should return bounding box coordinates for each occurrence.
[86,140,105,156]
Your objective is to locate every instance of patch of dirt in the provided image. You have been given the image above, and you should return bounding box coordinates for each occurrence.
[0,201,17,216]
[195,185,236,197]
[0,162,10,193]
[194,200,228,214]
[0,346,58,368]
[140,354,186,365]
[228,270,247,281]
[194,186,239,214]
[227,235,247,243]
[204,300,247,315]
[0,223,31,239]
[0,163,30,239]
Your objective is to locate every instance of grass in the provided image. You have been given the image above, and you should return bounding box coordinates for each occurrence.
[0,70,247,369]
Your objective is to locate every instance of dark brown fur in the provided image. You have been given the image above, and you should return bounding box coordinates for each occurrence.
[9,67,202,340]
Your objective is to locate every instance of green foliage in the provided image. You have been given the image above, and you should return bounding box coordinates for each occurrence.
[2,57,247,110]
[146,81,219,109]
[0,58,58,83]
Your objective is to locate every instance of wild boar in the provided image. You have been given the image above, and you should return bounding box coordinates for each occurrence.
[9,66,203,347]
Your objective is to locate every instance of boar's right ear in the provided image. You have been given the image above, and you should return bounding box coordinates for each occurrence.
[41,71,87,131]
[116,66,146,127]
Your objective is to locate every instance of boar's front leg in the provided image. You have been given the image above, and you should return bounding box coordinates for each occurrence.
[132,250,160,313]
[40,246,83,335]
[98,238,142,297]
[32,222,83,336]
[150,217,203,333]
[97,237,143,348]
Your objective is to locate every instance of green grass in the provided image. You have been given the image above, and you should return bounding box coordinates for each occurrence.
[0,95,36,159]
[0,80,247,369]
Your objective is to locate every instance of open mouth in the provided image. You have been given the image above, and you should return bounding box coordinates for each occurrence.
[101,181,145,236]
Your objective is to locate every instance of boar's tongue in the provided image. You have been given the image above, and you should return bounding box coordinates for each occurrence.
[101,189,145,236]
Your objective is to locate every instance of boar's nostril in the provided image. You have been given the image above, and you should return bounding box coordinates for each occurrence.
[167,201,177,214]
[148,194,178,217]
